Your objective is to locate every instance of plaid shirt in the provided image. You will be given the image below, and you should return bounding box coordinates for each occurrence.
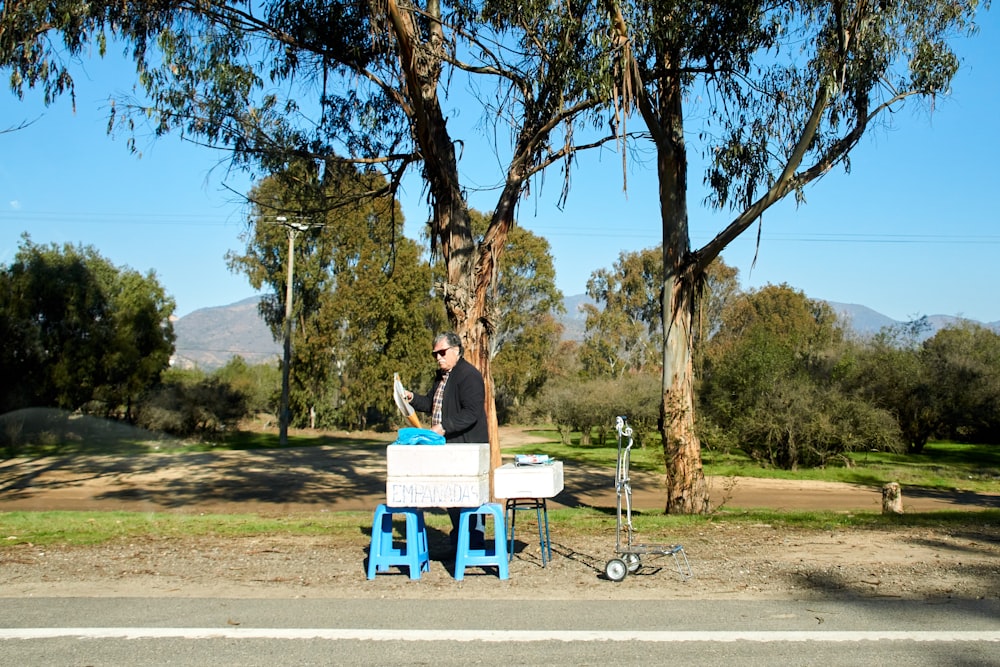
[431,371,450,428]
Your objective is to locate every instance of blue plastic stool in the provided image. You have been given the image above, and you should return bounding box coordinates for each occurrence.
[506,498,552,566]
[366,504,430,580]
[453,503,509,580]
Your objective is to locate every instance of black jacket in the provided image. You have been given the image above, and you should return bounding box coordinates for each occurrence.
[410,357,489,443]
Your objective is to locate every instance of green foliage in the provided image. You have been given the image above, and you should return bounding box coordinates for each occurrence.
[0,235,175,416]
[693,259,741,370]
[840,321,939,452]
[534,374,660,445]
[136,368,247,438]
[213,356,280,416]
[468,210,565,422]
[228,162,436,430]
[699,284,903,469]
[580,246,663,378]
[0,0,116,107]
[843,320,1000,450]
[922,322,1000,443]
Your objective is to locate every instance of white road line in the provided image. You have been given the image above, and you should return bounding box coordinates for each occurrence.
[2,629,999,642]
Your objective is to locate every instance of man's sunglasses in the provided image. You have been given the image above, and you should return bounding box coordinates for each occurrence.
[432,347,453,358]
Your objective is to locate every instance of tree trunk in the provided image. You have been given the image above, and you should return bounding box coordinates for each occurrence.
[882,482,904,514]
[386,0,501,482]
[660,273,710,514]
[655,47,709,515]
[387,0,555,496]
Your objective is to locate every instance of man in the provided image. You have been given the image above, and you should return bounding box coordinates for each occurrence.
[405,332,488,550]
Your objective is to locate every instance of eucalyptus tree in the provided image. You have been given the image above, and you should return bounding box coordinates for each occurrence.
[602,0,986,511]
[36,0,618,470]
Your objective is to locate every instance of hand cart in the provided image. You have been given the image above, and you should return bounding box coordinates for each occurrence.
[604,416,693,582]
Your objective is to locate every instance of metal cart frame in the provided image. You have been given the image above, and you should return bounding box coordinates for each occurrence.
[604,416,693,582]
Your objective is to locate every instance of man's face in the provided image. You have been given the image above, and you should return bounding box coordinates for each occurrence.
[431,341,459,372]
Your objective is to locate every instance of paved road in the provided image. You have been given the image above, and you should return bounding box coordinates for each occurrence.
[3,598,998,665]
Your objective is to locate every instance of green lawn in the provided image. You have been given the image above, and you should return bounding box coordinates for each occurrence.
[501,427,1000,495]
[3,505,998,548]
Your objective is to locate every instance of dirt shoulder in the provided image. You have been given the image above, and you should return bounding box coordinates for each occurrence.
[1,426,998,601]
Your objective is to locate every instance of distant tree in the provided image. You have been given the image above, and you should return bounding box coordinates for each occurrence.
[922,323,1000,444]
[693,259,741,371]
[0,235,175,415]
[536,373,660,445]
[843,321,939,453]
[466,210,564,423]
[213,356,280,417]
[582,248,742,380]
[710,284,844,362]
[699,284,901,468]
[136,367,246,436]
[228,162,436,430]
[580,246,663,378]
[324,224,441,430]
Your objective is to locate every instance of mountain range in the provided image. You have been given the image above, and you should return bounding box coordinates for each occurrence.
[172,295,999,370]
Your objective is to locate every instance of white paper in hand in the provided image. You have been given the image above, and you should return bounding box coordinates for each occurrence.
[393,372,422,428]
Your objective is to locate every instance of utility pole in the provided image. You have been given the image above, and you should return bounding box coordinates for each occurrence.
[277,216,310,447]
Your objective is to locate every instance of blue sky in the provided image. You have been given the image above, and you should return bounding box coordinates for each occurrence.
[2,11,998,323]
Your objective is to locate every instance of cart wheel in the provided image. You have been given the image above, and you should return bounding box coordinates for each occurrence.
[605,558,628,582]
[624,553,641,573]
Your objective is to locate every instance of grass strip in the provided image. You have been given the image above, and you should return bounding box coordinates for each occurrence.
[3,508,997,549]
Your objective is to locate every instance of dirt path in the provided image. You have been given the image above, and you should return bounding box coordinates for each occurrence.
[1,426,997,515]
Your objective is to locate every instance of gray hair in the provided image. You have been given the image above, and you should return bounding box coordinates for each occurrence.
[434,332,463,357]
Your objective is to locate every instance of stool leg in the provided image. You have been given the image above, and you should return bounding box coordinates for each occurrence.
[506,500,516,562]
[493,506,509,579]
[402,511,421,580]
[541,499,552,564]
[454,504,509,580]
[366,504,389,580]
[454,508,472,581]
[368,506,430,580]
[534,501,546,567]
[416,510,430,573]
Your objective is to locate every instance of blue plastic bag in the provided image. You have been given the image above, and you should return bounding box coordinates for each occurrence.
[393,427,445,445]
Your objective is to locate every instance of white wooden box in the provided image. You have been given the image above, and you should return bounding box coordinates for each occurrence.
[386,443,489,477]
[493,461,564,499]
[386,474,490,507]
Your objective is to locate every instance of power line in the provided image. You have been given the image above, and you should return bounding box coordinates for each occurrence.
[529,225,1000,245]
[5,210,999,245]
[2,211,242,227]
